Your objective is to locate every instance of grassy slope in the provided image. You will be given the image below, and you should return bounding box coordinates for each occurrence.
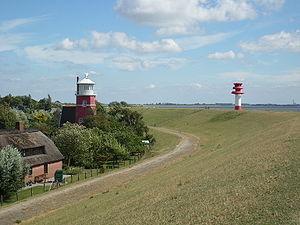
[25,109,300,225]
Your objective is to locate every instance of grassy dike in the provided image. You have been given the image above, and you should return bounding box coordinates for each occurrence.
[24,108,300,225]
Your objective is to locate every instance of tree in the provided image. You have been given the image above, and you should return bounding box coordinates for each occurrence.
[112,128,144,154]
[0,105,17,129]
[109,107,148,136]
[108,101,121,107]
[12,109,30,128]
[52,123,91,167]
[120,101,130,107]
[83,113,124,133]
[0,146,28,199]
[89,129,129,164]
[96,101,106,114]
[38,95,52,111]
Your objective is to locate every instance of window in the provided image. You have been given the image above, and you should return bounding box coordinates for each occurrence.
[78,118,84,124]
[21,146,45,157]
[44,164,48,174]
[29,167,32,175]
[82,100,87,106]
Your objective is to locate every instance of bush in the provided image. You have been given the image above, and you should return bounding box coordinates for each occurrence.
[0,146,28,199]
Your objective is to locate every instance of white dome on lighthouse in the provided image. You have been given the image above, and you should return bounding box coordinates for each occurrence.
[78,72,95,84]
[76,72,96,96]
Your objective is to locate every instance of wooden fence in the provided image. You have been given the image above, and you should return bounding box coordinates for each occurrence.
[0,154,143,207]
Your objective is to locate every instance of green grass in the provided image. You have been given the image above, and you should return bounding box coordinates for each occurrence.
[24,109,300,225]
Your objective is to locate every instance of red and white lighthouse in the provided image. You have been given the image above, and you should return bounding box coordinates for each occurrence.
[75,73,96,124]
[231,83,245,110]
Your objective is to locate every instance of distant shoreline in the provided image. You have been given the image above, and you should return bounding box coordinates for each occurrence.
[141,104,300,112]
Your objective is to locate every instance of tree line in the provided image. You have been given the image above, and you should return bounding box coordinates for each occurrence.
[54,104,155,168]
[0,94,155,181]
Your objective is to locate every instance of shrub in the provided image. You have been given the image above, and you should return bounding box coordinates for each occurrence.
[0,145,28,199]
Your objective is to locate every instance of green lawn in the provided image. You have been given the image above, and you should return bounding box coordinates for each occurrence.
[24,109,300,225]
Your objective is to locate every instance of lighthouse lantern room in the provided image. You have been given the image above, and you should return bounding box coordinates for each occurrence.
[75,73,96,123]
[231,83,245,110]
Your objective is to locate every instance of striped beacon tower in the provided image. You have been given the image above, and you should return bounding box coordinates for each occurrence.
[231,83,245,110]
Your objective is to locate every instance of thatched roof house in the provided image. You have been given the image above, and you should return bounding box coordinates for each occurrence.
[0,123,64,183]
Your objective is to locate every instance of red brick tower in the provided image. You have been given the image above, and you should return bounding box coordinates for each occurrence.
[75,73,96,124]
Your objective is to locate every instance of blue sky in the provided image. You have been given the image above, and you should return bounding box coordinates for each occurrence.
[0,0,299,104]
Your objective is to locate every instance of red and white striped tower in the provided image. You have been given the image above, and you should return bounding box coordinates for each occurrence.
[231,83,245,110]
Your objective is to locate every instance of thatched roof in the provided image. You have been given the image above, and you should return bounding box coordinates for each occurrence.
[0,129,64,167]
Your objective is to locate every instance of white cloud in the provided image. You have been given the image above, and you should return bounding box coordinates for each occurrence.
[0,16,43,52]
[23,45,106,65]
[0,17,42,32]
[115,0,287,37]
[273,70,300,83]
[89,71,97,75]
[220,71,263,81]
[175,32,233,50]
[255,0,286,10]
[57,38,75,50]
[113,56,138,71]
[56,31,182,53]
[147,84,156,89]
[57,38,89,50]
[60,31,229,53]
[92,31,182,53]
[192,83,204,88]
[115,0,257,27]
[0,33,30,52]
[208,50,244,59]
[144,57,188,70]
[240,31,300,52]
[155,26,202,36]
[219,70,300,87]
[8,77,21,81]
[112,55,188,71]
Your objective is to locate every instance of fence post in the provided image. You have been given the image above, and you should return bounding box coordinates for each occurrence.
[71,174,73,183]
[0,195,3,206]
[90,169,92,177]
[43,181,46,192]
[77,173,80,182]
[16,191,19,201]
[30,187,33,197]
[85,171,87,179]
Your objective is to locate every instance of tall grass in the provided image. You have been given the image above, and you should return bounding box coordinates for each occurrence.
[24,109,300,225]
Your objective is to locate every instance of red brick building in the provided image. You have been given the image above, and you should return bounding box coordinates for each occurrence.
[0,123,64,183]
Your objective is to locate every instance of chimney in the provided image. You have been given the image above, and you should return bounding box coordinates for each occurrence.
[16,122,25,132]
[76,76,79,95]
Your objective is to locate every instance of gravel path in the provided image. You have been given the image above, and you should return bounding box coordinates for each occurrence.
[0,127,199,225]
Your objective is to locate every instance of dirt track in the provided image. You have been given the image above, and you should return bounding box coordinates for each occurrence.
[0,127,198,225]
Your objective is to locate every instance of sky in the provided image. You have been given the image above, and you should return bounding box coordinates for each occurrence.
[0,0,300,104]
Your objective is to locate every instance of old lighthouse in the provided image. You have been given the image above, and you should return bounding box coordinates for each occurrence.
[75,73,96,123]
